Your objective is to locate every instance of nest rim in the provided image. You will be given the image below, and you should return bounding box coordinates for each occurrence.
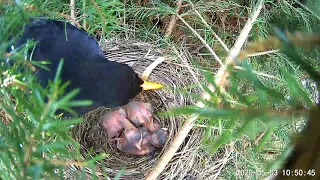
[68,40,223,180]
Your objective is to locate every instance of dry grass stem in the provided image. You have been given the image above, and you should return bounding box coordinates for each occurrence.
[234,66,281,81]
[176,14,223,66]
[89,0,106,37]
[214,0,264,88]
[194,124,220,130]
[141,57,166,80]
[171,45,203,91]
[70,0,75,25]
[164,0,184,38]
[83,0,87,30]
[189,1,229,52]
[253,130,267,145]
[23,4,82,28]
[247,49,280,57]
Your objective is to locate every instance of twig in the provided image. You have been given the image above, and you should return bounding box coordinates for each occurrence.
[88,0,107,38]
[141,57,166,80]
[70,0,75,26]
[58,13,82,28]
[247,49,280,57]
[212,148,233,179]
[289,0,320,21]
[189,106,308,118]
[195,124,220,130]
[23,136,35,176]
[164,60,280,81]
[39,159,88,167]
[164,0,183,38]
[176,14,223,66]
[0,104,13,125]
[189,1,229,52]
[213,0,264,88]
[23,3,82,28]
[83,0,87,30]
[171,45,204,92]
[146,113,200,180]
[0,0,15,5]
[253,130,267,145]
[234,66,281,81]
[145,1,265,179]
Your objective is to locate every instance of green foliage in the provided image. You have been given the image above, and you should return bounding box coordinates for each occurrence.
[164,1,320,178]
[78,0,124,38]
[118,1,319,178]
[0,1,118,179]
[1,0,320,179]
[0,57,103,179]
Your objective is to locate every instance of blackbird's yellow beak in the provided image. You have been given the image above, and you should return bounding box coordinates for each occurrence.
[140,80,163,90]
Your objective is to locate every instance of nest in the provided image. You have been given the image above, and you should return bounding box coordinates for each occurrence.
[66,40,228,179]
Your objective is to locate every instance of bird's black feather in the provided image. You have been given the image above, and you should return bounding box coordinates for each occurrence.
[12,17,143,115]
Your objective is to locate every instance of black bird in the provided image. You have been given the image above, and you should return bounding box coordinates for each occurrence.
[11,17,162,115]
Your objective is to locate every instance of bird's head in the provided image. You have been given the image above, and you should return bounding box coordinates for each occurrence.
[119,62,162,92]
[151,128,168,148]
[102,61,163,107]
[123,128,143,150]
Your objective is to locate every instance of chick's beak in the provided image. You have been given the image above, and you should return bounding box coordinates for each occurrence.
[140,80,163,90]
[135,138,143,150]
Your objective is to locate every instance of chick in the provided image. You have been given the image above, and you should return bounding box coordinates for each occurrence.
[115,129,156,155]
[100,108,127,142]
[101,108,143,150]
[139,126,168,149]
[125,101,158,133]
[139,126,149,137]
[150,128,168,148]
[117,128,143,150]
